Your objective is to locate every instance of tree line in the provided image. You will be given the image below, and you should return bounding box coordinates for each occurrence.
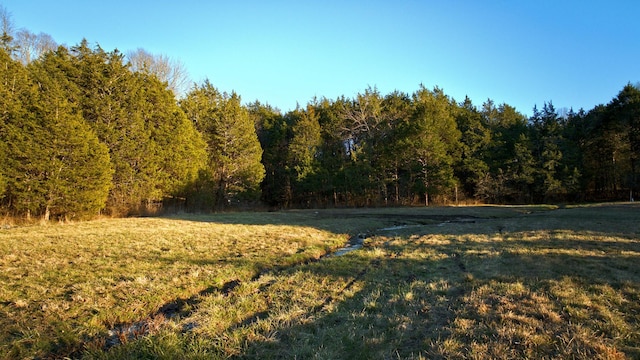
[1,15,639,219]
[251,84,639,208]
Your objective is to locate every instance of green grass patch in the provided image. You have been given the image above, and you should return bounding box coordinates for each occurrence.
[1,204,639,359]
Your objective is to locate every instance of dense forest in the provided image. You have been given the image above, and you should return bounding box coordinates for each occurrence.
[1,15,639,220]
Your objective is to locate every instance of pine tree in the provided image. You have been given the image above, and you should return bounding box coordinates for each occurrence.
[480,101,530,202]
[608,84,640,198]
[314,97,349,206]
[249,101,290,207]
[0,47,29,213]
[380,90,412,204]
[181,81,264,209]
[583,84,640,200]
[286,105,322,203]
[455,96,491,199]
[404,86,460,206]
[530,102,565,201]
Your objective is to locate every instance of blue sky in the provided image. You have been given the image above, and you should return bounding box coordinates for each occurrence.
[3,0,639,115]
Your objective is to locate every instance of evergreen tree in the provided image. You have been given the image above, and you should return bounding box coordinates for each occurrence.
[2,48,112,219]
[286,105,322,204]
[529,103,564,201]
[181,81,264,209]
[380,90,412,204]
[0,47,28,211]
[582,105,621,198]
[64,40,204,214]
[507,133,537,202]
[455,96,491,200]
[131,71,207,204]
[480,101,530,202]
[249,101,290,207]
[608,84,640,199]
[583,84,640,200]
[314,97,350,206]
[552,108,584,200]
[69,40,154,214]
[404,86,460,206]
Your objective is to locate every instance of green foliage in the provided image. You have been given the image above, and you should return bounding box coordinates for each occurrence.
[283,105,323,205]
[2,22,640,215]
[250,101,291,207]
[378,91,413,204]
[70,41,157,214]
[181,81,265,209]
[578,84,640,201]
[454,96,491,198]
[249,83,640,207]
[0,48,23,203]
[0,47,113,219]
[404,86,460,205]
[608,84,640,193]
[61,40,206,215]
[287,105,321,183]
[253,82,640,207]
[1,39,210,218]
[131,72,207,201]
[313,98,350,206]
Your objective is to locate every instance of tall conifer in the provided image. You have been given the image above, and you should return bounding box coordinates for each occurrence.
[181,81,264,209]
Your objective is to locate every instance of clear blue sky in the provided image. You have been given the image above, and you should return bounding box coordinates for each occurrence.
[3,0,639,116]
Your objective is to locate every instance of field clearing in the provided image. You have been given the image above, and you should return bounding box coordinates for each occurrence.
[1,204,639,359]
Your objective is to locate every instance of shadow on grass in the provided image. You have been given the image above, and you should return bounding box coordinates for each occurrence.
[92,204,640,359]
[161,206,524,236]
[234,254,467,359]
[226,206,640,359]
[164,203,640,240]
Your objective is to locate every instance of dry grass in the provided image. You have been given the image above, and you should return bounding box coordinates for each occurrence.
[0,213,348,359]
[1,204,639,359]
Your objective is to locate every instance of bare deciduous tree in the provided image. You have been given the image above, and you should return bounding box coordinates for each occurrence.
[14,30,57,64]
[127,48,190,97]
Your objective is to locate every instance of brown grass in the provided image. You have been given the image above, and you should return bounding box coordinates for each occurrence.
[1,204,639,359]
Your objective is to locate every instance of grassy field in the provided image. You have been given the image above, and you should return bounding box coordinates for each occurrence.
[1,204,639,359]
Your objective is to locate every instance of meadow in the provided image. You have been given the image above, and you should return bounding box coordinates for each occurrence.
[1,204,639,359]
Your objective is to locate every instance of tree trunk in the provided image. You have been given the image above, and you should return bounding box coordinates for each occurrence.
[216,178,227,209]
[394,168,400,204]
[382,182,388,206]
[43,205,50,221]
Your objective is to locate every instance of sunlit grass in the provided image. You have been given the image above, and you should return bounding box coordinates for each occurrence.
[0,214,348,359]
[1,204,639,359]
